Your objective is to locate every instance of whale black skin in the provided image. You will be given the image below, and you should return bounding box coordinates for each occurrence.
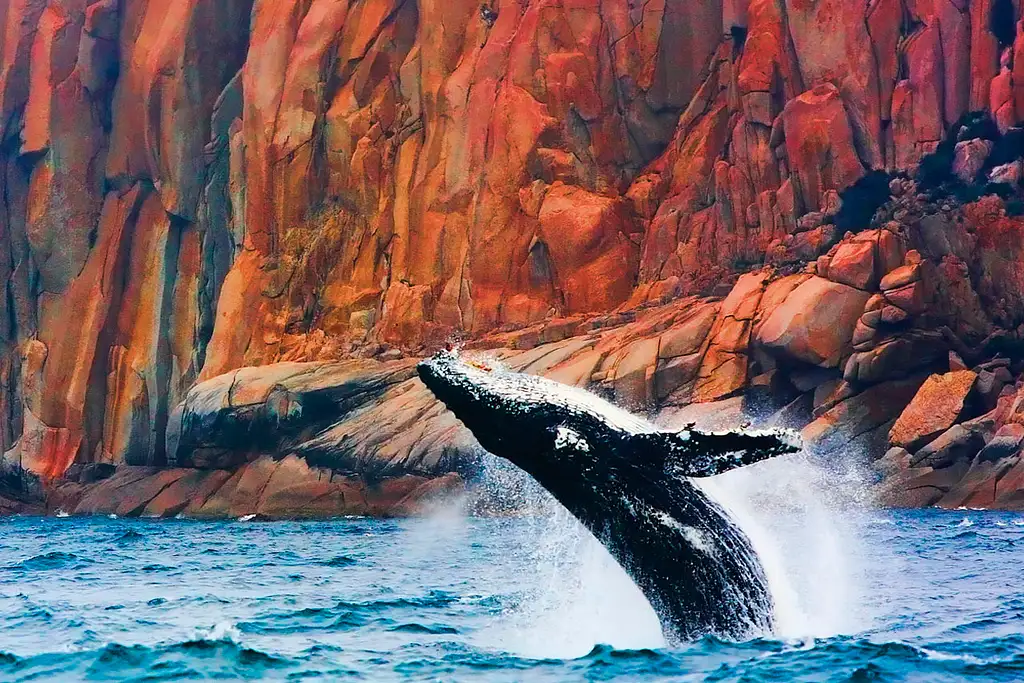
[417,350,802,643]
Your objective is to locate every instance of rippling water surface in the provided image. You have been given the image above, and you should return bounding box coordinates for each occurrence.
[0,504,1021,682]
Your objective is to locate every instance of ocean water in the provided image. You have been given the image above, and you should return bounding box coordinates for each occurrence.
[0,475,1022,681]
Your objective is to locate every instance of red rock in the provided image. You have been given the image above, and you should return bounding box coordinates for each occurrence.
[391,473,465,516]
[658,304,717,359]
[143,470,233,518]
[6,0,1024,515]
[989,161,1022,185]
[844,334,947,385]
[970,0,1000,111]
[880,264,921,291]
[757,277,871,368]
[891,21,946,169]
[938,454,1018,510]
[883,281,929,316]
[195,458,280,518]
[72,467,161,515]
[535,184,640,317]
[880,306,909,324]
[911,425,987,469]
[991,66,1016,133]
[1014,18,1024,118]
[828,239,878,291]
[693,272,767,402]
[609,337,660,411]
[782,85,866,213]
[803,377,925,458]
[952,139,994,183]
[876,463,969,508]
[889,371,979,450]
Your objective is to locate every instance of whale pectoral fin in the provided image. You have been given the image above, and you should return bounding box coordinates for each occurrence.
[634,427,802,477]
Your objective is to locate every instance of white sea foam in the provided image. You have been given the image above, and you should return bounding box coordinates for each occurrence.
[195,621,242,643]
[487,446,879,649]
[698,451,878,640]
[475,459,664,658]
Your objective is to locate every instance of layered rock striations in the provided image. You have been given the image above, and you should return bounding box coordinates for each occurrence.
[3,0,1024,515]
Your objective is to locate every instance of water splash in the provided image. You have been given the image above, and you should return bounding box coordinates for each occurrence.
[473,437,881,652]
[698,451,878,640]
[475,458,664,658]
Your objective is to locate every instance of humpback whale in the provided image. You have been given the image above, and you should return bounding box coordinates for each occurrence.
[417,350,802,643]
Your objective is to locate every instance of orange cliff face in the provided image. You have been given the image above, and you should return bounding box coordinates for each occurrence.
[0,0,1023,481]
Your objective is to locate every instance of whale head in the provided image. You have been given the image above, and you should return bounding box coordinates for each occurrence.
[417,349,801,494]
[416,349,622,482]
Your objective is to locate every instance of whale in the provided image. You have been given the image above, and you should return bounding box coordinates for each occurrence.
[417,350,802,643]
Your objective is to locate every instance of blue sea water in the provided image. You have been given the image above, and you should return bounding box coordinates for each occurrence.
[0,501,1021,682]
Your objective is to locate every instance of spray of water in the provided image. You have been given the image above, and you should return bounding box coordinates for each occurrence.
[698,450,875,640]
[474,440,880,656]
[476,458,665,658]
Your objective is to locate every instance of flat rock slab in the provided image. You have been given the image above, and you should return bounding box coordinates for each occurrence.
[889,371,978,451]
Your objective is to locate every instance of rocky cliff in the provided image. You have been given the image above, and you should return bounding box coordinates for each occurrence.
[3,0,1024,517]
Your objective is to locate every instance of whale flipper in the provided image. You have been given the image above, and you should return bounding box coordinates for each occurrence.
[632,426,800,478]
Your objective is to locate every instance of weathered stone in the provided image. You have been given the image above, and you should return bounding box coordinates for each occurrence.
[990,161,1022,186]
[911,425,986,469]
[874,447,911,478]
[880,264,921,292]
[143,470,233,518]
[5,0,1024,516]
[952,139,994,183]
[757,277,871,368]
[843,334,947,386]
[890,371,979,450]
[828,239,878,291]
[803,377,924,458]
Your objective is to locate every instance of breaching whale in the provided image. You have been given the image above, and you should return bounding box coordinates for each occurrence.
[417,350,802,643]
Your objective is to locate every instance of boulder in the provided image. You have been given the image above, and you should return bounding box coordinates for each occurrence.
[782,85,866,212]
[827,238,878,291]
[843,334,946,386]
[889,371,979,450]
[990,161,1022,186]
[803,377,925,458]
[874,447,912,478]
[882,281,928,316]
[757,277,871,368]
[880,263,921,292]
[910,425,987,469]
[977,424,1024,462]
[952,139,993,183]
[169,360,417,469]
[938,454,1020,510]
[658,305,717,359]
[143,470,233,518]
[876,461,971,508]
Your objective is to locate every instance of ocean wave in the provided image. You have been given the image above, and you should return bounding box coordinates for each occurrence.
[6,552,94,572]
[113,529,145,544]
[321,555,358,568]
[0,511,1020,682]
[388,622,460,635]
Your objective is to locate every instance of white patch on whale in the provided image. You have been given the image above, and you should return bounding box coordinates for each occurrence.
[656,511,716,557]
[554,426,590,453]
